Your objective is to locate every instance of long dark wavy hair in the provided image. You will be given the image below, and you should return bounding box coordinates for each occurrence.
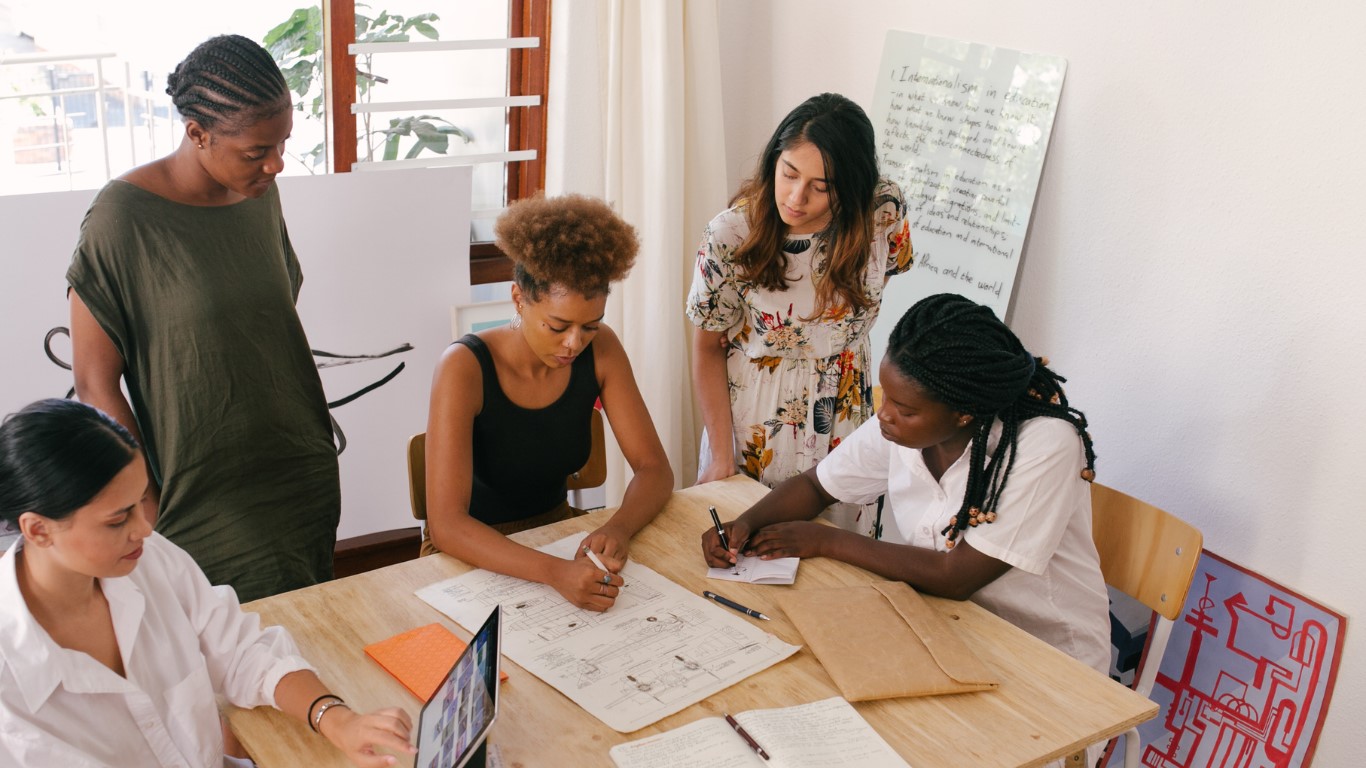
[732,93,879,319]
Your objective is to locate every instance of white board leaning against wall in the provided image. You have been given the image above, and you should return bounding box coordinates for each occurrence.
[868,30,1066,367]
[0,165,473,541]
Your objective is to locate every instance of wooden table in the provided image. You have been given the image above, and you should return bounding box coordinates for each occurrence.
[226,475,1156,767]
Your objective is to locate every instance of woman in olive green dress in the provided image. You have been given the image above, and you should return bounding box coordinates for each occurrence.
[67,35,339,602]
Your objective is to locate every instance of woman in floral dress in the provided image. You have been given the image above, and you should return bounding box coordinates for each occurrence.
[687,92,913,534]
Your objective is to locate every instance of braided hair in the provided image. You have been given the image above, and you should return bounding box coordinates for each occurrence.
[885,293,1096,548]
[166,34,289,133]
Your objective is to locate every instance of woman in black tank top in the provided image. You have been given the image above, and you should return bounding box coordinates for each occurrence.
[423,195,673,612]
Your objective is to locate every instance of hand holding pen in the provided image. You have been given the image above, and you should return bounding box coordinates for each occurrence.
[578,525,629,572]
[708,505,730,552]
[550,553,622,612]
[703,506,753,568]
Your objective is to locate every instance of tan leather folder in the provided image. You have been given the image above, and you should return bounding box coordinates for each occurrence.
[777,581,999,701]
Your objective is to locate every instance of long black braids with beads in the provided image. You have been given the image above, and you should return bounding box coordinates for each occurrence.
[165,34,289,132]
[886,293,1097,549]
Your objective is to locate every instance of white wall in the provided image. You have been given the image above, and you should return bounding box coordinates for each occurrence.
[0,168,472,543]
[717,1,1365,762]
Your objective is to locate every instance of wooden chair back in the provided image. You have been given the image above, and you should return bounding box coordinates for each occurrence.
[566,407,608,491]
[1090,482,1202,621]
[407,432,429,522]
[407,408,608,522]
[1089,482,1202,768]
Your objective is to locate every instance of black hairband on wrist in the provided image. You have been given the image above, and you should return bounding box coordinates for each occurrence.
[306,693,344,733]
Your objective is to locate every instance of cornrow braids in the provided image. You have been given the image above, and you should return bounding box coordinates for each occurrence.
[886,293,1097,548]
[166,34,289,133]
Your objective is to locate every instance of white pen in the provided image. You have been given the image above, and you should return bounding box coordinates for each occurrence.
[582,545,624,586]
[583,546,609,572]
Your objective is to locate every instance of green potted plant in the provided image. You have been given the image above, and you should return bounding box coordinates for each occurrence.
[263,4,472,170]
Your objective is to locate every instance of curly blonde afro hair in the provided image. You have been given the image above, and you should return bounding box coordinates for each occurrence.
[495,194,639,301]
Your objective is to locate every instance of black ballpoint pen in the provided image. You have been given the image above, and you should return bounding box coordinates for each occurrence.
[702,590,770,621]
[708,505,730,552]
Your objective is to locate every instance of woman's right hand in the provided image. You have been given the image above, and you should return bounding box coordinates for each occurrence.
[702,519,753,568]
[550,556,623,612]
[317,705,415,768]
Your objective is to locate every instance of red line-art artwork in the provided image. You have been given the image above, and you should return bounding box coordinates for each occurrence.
[1106,550,1344,767]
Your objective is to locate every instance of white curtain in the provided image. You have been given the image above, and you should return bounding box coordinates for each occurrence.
[546,0,729,502]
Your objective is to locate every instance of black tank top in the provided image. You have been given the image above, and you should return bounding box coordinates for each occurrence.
[456,334,600,525]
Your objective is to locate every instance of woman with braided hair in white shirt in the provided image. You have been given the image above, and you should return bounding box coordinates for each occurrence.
[702,293,1110,675]
[703,294,1112,766]
[0,399,415,768]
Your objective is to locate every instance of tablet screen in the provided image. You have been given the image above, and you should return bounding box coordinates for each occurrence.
[415,606,501,768]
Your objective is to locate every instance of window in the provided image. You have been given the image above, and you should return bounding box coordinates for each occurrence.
[0,0,549,284]
[323,0,549,283]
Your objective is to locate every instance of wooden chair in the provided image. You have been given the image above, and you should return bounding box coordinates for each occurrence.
[407,408,608,522]
[1089,482,1203,768]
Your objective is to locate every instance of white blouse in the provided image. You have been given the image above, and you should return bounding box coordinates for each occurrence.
[0,533,313,768]
[816,416,1111,675]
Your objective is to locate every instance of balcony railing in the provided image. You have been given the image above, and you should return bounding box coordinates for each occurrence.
[0,51,178,196]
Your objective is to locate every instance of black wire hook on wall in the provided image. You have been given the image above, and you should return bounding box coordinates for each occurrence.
[43,328,412,456]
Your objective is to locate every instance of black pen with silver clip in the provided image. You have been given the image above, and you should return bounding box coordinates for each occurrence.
[702,590,770,621]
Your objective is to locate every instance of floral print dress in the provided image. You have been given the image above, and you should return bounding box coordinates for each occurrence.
[686,178,913,534]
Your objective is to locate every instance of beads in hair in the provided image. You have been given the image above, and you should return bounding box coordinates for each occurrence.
[887,294,1097,548]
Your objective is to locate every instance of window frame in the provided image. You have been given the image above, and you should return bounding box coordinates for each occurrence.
[324,0,549,284]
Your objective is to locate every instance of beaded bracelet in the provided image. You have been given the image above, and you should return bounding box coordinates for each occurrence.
[307,694,344,733]
[312,699,351,734]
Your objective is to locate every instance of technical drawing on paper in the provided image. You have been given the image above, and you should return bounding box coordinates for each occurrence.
[416,535,799,732]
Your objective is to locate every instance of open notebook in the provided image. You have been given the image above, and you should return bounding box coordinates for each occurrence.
[609,697,910,768]
[706,554,799,585]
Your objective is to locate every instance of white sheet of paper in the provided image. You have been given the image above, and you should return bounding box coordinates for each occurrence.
[416,535,800,732]
[706,555,799,585]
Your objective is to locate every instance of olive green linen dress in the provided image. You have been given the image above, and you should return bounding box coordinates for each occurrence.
[67,180,340,601]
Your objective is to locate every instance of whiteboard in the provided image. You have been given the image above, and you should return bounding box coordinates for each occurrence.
[868,31,1066,364]
[0,166,472,540]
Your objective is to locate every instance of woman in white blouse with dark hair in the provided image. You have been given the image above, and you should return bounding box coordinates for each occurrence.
[0,399,415,768]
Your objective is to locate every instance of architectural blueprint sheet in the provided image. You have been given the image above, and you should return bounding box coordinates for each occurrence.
[415,535,800,732]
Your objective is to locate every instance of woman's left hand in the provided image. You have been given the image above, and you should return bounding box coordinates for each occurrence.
[317,706,415,768]
[579,524,630,572]
[744,521,830,560]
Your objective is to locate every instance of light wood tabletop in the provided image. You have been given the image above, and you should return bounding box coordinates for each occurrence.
[226,475,1157,767]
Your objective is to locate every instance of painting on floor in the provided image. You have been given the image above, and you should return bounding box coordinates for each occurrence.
[1104,550,1344,767]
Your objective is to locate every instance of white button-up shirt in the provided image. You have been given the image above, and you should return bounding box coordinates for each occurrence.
[0,533,312,767]
[817,416,1111,675]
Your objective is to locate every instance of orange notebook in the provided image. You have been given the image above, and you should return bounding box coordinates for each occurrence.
[364,623,507,701]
